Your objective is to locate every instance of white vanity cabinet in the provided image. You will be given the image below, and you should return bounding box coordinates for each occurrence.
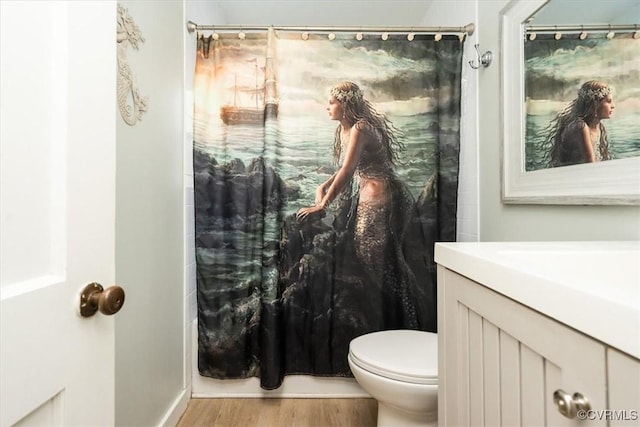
[435,242,640,427]
[608,348,640,425]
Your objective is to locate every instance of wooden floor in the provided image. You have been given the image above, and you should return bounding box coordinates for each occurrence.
[176,398,378,427]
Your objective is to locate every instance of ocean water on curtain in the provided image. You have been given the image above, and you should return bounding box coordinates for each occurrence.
[194,112,452,209]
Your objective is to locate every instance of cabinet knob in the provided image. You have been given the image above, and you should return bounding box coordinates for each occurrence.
[553,389,591,419]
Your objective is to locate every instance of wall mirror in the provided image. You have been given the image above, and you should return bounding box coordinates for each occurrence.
[500,0,640,204]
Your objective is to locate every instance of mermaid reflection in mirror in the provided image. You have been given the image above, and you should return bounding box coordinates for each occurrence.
[542,80,614,168]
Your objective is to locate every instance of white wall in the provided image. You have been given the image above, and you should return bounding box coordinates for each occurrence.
[477,0,640,241]
[115,1,187,425]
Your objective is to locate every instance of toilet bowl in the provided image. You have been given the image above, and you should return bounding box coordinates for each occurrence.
[348,329,438,427]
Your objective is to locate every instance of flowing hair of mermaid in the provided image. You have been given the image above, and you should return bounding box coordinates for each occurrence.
[329,81,404,165]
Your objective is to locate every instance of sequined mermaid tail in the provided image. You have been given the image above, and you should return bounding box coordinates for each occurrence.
[352,178,431,330]
[354,197,389,281]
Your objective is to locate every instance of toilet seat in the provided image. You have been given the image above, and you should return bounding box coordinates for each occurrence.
[349,330,438,385]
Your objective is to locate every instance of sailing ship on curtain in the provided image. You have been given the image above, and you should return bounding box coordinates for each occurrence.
[220,57,278,125]
[193,28,464,389]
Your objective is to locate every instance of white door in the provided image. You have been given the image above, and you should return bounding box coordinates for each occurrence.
[0,1,119,426]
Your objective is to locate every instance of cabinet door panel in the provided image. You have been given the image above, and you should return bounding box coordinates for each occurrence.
[499,331,521,426]
[457,303,471,426]
[469,310,485,424]
[521,344,545,426]
[482,320,501,427]
[440,269,607,426]
[607,348,640,427]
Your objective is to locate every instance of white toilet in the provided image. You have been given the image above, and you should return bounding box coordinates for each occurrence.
[348,329,438,427]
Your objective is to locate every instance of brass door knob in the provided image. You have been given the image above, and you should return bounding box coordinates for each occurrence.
[79,282,125,317]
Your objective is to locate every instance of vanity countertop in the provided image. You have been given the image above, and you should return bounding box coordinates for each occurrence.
[434,241,640,359]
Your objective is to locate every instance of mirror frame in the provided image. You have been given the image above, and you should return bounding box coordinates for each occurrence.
[500,0,640,205]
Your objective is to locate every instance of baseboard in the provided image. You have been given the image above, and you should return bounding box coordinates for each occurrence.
[190,320,369,398]
[192,375,369,398]
[158,386,191,427]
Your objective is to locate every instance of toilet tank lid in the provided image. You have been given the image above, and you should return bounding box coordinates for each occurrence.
[349,330,438,383]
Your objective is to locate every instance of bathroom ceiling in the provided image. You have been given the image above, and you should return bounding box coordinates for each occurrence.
[528,0,639,25]
[211,0,441,26]
[210,0,639,28]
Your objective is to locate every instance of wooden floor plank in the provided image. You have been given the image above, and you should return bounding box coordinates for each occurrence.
[217,399,262,426]
[255,398,282,426]
[176,398,224,426]
[177,398,377,427]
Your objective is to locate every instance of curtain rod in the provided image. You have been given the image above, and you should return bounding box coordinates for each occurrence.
[186,21,475,36]
[526,23,639,33]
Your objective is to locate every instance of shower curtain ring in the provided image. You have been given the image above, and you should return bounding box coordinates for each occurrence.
[606,24,615,40]
[579,25,587,40]
[468,44,492,69]
[407,28,415,41]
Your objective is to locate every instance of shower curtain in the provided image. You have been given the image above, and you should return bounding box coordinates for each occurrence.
[193,28,464,389]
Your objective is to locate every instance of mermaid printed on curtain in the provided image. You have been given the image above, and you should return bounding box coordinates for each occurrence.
[193,28,464,389]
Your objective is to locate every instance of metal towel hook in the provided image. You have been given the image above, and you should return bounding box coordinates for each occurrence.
[469,44,492,69]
